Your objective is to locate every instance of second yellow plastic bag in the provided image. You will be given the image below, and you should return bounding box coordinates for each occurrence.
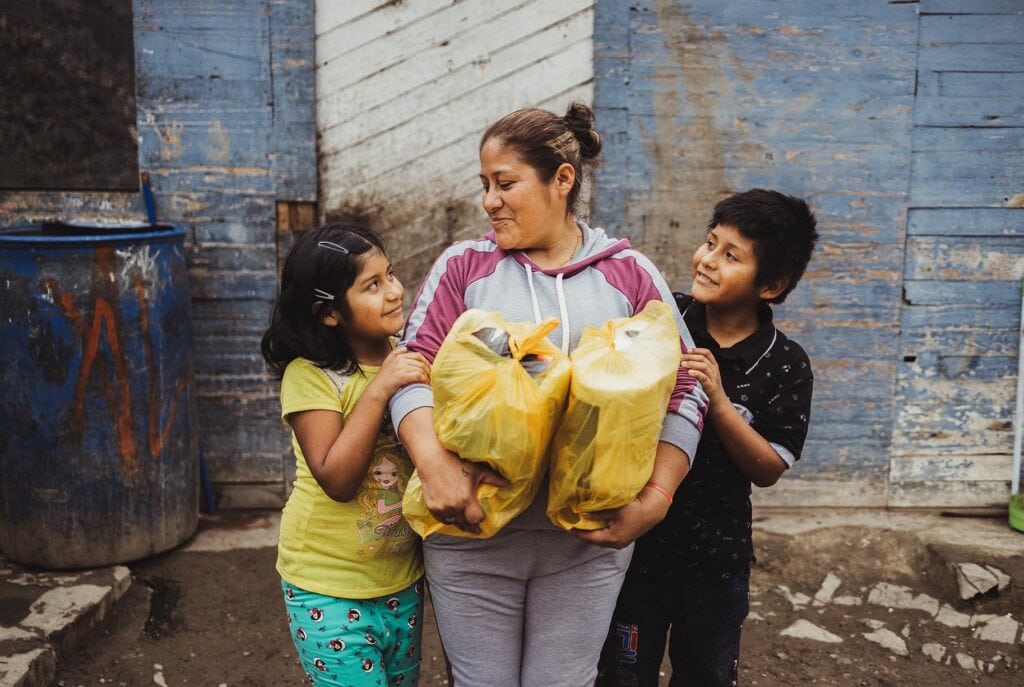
[402,309,571,538]
[547,300,682,530]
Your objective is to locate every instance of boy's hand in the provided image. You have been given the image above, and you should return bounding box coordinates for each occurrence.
[372,347,430,397]
[681,348,727,407]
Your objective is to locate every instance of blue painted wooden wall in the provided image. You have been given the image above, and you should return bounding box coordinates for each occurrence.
[594,0,1023,506]
[0,0,316,507]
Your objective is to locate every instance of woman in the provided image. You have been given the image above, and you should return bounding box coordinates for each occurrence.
[389,102,707,686]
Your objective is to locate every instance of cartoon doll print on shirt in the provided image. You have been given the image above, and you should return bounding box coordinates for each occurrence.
[355,444,415,555]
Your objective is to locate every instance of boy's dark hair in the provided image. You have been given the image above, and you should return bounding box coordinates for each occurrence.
[708,188,819,304]
[261,223,386,378]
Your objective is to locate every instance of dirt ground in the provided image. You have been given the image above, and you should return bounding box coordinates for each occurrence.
[52,512,1022,686]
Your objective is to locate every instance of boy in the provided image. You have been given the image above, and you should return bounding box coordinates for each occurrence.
[599,188,818,686]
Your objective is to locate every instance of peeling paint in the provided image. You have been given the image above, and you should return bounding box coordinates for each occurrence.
[158,120,183,162]
[207,120,230,162]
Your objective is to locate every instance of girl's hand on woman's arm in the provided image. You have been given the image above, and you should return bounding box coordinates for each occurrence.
[398,407,509,534]
[366,347,430,401]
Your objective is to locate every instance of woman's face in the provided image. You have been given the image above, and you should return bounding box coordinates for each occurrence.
[479,138,569,252]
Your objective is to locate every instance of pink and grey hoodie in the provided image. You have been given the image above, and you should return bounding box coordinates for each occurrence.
[390,221,707,466]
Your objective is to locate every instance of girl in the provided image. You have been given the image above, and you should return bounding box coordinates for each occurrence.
[261,223,430,686]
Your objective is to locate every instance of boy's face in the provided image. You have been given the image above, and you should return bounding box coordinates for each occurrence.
[691,224,765,310]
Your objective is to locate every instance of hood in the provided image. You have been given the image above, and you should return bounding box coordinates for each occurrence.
[484,220,631,277]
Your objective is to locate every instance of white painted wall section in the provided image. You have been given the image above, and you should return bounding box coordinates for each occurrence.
[315,0,596,280]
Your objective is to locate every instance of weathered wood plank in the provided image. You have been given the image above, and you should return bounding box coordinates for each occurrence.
[887,481,1009,509]
[925,72,1024,98]
[919,13,1024,43]
[907,208,1024,237]
[918,42,1024,73]
[321,79,594,210]
[319,5,592,149]
[889,454,1012,482]
[135,3,272,81]
[913,96,1024,128]
[914,127,1024,152]
[910,181,1024,209]
[270,0,317,201]
[902,353,1020,381]
[805,399,894,431]
[901,303,1019,329]
[904,280,1022,305]
[205,452,285,484]
[217,483,287,509]
[904,236,1024,281]
[920,0,1024,15]
[900,328,1022,358]
[143,167,275,195]
[315,0,401,37]
[318,0,530,94]
[137,109,273,168]
[189,270,278,302]
[136,76,272,109]
[751,478,887,508]
[319,38,593,183]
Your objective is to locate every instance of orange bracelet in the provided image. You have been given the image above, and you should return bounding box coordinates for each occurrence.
[644,481,673,505]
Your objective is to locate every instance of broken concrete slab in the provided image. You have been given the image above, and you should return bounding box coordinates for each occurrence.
[775,585,812,610]
[867,582,940,617]
[935,603,972,628]
[862,627,909,657]
[972,616,1019,645]
[922,642,946,662]
[813,572,842,606]
[0,647,55,687]
[780,619,843,643]
[952,562,1011,600]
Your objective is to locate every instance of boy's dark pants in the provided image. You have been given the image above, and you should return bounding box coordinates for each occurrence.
[598,568,749,687]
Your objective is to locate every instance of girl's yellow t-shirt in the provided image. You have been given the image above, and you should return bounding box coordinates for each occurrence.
[276,357,422,599]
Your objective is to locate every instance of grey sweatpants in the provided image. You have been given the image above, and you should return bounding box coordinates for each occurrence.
[424,524,633,687]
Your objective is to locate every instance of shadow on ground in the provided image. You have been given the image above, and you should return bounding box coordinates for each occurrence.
[49,510,1022,686]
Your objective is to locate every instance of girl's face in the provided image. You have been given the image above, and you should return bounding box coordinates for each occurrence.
[479,138,571,252]
[371,456,399,489]
[338,249,404,359]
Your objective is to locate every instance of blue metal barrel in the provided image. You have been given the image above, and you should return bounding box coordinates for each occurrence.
[0,223,199,568]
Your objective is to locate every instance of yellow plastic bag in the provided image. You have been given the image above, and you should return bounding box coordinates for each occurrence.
[402,309,571,538]
[547,300,682,530]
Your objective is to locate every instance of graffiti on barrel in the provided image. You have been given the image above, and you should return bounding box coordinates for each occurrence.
[36,245,189,473]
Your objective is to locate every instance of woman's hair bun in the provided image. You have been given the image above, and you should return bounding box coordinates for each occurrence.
[564,101,602,160]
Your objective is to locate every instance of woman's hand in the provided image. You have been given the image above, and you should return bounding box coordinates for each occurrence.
[681,347,726,408]
[418,450,509,534]
[370,347,430,399]
[572,486,672,549]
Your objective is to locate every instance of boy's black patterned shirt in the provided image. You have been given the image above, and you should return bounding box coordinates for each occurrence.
[631,294,814,580]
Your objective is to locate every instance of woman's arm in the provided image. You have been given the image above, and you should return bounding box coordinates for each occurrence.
[574,441,689,549]
[397,407,508,534]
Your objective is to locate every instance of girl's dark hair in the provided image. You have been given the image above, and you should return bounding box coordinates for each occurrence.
[261,223,386,378]
[480,100,602,215]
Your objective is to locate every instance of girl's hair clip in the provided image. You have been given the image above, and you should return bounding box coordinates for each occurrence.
[313,287,335,301]
[317,240,350,255]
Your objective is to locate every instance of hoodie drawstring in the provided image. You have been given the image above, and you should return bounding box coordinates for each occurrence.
[555,272,570,354]
[524,262,571,354]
